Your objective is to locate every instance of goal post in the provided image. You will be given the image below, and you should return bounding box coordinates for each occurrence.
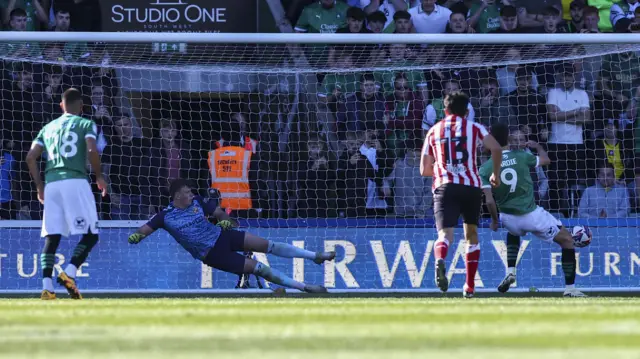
[0,32,639,294]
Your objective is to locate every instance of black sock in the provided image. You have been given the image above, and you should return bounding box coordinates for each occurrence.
[561,248,576,285]
[70,232,99,268]
[506,233,520,269]
[41,235,61,278]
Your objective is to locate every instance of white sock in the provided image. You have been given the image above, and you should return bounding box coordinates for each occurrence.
[65,264,78,279]
[507,267,516,275]
[565,284,575,290]
[43,278,54,292]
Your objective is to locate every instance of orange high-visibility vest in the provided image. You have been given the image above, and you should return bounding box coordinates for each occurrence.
[208,146,252,210]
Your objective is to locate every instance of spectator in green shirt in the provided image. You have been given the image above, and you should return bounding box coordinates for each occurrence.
[600,51,640,118]
[374,44,428,100]
[51,8,88,61]
[295,0,349,33]
[295,0,349,66]
[0,0,48,31]
[0,8,40,57]
[467,0,502,33]
[320,53,360,104]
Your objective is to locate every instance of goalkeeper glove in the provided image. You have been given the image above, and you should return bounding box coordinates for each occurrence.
[128,233,146,244]
[216,220,235,231]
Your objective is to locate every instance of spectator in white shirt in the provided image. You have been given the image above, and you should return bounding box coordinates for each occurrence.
[545,63,592,216]
[408,0,452,33]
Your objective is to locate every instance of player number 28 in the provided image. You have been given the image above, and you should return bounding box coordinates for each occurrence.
[47,132,79,159]
[501,168,517,193]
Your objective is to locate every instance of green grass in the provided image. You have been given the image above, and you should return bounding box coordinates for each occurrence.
[1,298,640,358]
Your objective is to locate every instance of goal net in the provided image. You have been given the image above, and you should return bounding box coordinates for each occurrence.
[0,33,639,294]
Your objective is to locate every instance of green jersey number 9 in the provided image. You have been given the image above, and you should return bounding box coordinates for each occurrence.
[501,168,518,193]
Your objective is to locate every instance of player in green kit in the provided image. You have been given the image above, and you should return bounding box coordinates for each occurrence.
[26,88,107,300]
[479,123,585,297]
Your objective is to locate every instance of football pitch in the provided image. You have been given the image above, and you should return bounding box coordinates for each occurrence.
[1,297,639,359]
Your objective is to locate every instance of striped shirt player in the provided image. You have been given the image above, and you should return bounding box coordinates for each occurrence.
[420,91,503,298]
[26,88,108,300]
[127,179,336,293]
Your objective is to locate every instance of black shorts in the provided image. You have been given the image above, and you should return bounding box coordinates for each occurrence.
[202,230,246,275]
[433,183,483,230]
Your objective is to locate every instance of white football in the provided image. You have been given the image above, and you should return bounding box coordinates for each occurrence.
[571,225,592,248]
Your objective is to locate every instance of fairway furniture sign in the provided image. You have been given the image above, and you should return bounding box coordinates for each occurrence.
[0,222,638,293]
[100,0,258,33]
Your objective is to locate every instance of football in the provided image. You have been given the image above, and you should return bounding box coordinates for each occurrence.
[571,225,593,248]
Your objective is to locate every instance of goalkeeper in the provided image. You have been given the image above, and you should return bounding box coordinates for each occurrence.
[128,179,335,293]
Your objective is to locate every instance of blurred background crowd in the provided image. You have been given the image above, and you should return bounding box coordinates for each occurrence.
[1,0,639,221]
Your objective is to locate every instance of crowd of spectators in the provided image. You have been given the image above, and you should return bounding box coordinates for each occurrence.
[1,0,640,220]
[288,0,640,219]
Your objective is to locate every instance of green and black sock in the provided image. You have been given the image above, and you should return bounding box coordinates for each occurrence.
[506,233,520,274]
[66,232,99,278]
[561,248,577,286]
[41,235,61,291]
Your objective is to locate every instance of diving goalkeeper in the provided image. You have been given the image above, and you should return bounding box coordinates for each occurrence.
[128,179,335,293]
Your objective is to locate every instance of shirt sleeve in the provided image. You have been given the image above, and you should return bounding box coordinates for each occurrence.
[32,128,45,148]
[524,152,539,168]
[578,90,590,109]
[479,163,492,189]
[467,103,475,123]
[294,8,311,32]
[146,211,165,230]
[195,196,217,216]
[610,4,625,26]
[422,105,437,130]
[474,122,488,141]
[83,120,98,140]
[546,89,559,107]
[424,130,434,156]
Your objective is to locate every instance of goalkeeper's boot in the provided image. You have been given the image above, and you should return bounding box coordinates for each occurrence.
[57,272,82,300]
[563,288,587,298]
[40,290,56,300]
[463,284,474,299]
[435,259,449,293]
[303,284,328,294]
[497,273,516,293]
[313,251,336,265]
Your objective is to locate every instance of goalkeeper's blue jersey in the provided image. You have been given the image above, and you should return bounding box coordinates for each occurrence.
[146,196,221,260]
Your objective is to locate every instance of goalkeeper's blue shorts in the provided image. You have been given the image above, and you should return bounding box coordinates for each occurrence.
[203,230,246,275]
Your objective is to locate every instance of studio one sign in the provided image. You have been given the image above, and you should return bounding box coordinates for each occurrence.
[101,0,257,33]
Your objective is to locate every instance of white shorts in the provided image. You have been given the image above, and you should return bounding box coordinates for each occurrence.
[499,206,562,242]
[41,178,99,237]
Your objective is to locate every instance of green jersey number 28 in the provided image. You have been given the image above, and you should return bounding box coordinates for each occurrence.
[34,114,98,184]
[46,131,79,160]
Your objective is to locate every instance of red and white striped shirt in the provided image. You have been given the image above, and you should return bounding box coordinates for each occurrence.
[424,115,489,190]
